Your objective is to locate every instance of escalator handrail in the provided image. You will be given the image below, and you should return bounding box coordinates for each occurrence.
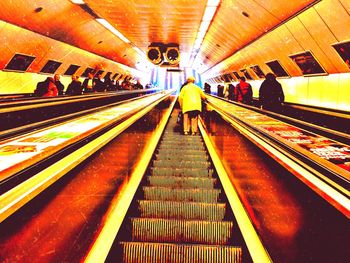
[0,90,175,223]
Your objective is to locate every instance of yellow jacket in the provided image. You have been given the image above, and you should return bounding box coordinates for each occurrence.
[179,83,205,113]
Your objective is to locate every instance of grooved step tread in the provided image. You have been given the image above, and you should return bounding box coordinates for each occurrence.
[151,167,213,177]
[131,218,234,245]
[157,145,205,150]
[153,160,211,169]
[143,187,221,203]
[147,176,216,188]
[156,154,209,161]
[120,242,242,263]
[138,200,226,220]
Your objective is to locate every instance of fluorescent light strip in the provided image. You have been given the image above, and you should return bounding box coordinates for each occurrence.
[207,0,220,6]
[70,0,85,4]
[202,6,217,21]
[132,46,144,55]
[199,21,211,33]
[96,18,131,43]
[190,0,220,68]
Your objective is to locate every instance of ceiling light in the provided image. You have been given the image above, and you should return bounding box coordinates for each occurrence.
[196,30,206,40]
[96,18,131,43]
[133,46,144,56]
[207,0,220,6]
[202,6,217,21]
[190,0,221,68]
[199,21,210,33]
[70,0,85,4]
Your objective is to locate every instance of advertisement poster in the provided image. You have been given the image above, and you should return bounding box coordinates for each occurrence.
[333,41,350,69]
[250,65,266,78]
[4,53,36,72]
[290,51,327,76]
[265,60,290,77]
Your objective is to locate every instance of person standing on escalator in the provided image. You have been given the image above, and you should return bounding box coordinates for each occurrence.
[235,77,253,105]
[259,73,285,112]
[178,76,207,136]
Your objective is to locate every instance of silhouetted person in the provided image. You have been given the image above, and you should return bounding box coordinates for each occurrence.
[66,75,82,95]
[104,74,113,91]
[235,77,253,105]
[227,83,235,101]
[93,73,106,92]
[217,85,224,97]
[54,74,64,95]
[83,72,94,93]
[134,79,144,89]
[35,77,58,97]
[259,73,285,112]
[204,83,211,94]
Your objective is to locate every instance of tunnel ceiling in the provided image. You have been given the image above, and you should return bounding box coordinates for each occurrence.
[0,0,317,73]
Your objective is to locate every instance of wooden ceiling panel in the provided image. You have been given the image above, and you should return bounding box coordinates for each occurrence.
[285,16,337,74]
[201,0,317,73]
[0,0,319,74]
[0,0,139,68]
[86,0,207,53]
[0,23,50,71]
[298,7,344,72]
[314,0,350,41]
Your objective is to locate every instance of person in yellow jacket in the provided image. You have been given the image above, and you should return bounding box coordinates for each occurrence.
[178,76,207,135]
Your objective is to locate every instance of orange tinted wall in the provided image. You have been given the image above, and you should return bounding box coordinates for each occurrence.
[0,21,145,94]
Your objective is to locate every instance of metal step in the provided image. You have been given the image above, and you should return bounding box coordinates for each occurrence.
[155,153,209,162]
[153,160,211,169]
[138,200,226,220]
[114,110,244,262]
[150,167,213,177]
[155,152,209,161]
[143,187,221,203]
[147,176,216,189]
[158,144,206,151]
[120,242,242,263]
[131,218,234,245]
[160,139,204,145]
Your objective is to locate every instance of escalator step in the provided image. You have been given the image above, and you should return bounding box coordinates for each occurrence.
[155,153,209,161]
[147,176,216,188]
[159,143,205,150]
[138,200,226,220]
[131,218,233,245]
[120,242,242,263]
[162,133,202,139]
[153,160,211,169]
[160,140,204,145]
[151,167,213,177]
[143,187,221,203]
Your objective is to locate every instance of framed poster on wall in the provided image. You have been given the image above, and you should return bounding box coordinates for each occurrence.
[226,73,235,82]
[250,65,265,78]
[40,60,62,74]
[240,69,253,80]
[289,51,327,76]
[232,71,241,79]
[4,53,36,72]
[265,60,290,78]
[64,64,80,76]
[223,74,231,82]
[81,67,94,77]
[332,40,350,69]
[96,70,105,76]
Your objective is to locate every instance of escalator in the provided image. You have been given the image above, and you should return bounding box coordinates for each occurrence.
[109,110,249,262]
